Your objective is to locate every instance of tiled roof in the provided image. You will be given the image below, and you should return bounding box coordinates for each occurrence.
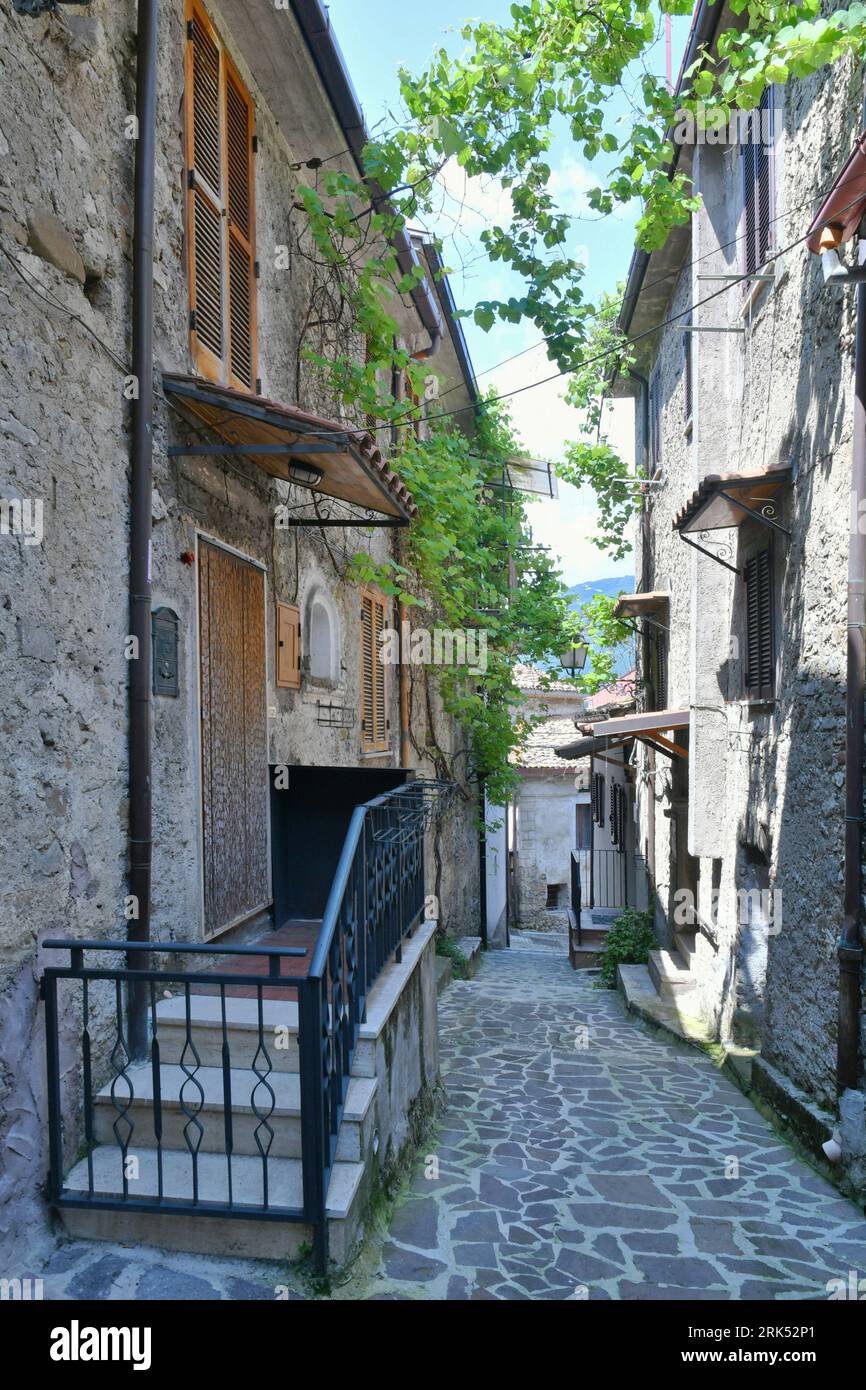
[512,663,579,693]
[587,670,636,713]
[512,716,591,773]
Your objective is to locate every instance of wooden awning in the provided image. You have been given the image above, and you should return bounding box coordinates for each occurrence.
[587,707,690,760]
[806,131,866,254]
[613,591,670,619]
[673,466,791,536]
[162,374,417,522]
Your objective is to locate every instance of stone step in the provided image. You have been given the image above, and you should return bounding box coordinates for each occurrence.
[673,927,698,964]
[648,948,698,999]
[92,1064,377,1163]
[61,1145,364,1264]
[154,994,301,1073]
[569,945,602,969]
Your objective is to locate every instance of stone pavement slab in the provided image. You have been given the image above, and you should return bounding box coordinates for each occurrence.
[345,949,866,1301]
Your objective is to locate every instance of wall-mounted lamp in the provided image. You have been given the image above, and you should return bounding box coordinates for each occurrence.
[560,642,589,675]
[287,460,324,489]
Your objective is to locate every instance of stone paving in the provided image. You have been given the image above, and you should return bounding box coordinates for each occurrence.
[347,945,866,1300]
[27,942,866,1300]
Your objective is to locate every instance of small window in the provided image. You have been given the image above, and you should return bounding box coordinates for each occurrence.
[610,783,627,853]
[275,602,300,689]
[744,547,775,701]
[546,883,563,909]
[360,588,388,752]
[742,87,775,279]
[649,371,662,473]
[576,803,591,850]
[683,317,693,430]
[309,597,333,681]
[591,772,606,827]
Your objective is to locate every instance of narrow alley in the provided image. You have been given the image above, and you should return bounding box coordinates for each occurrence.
[350,945,866,1301]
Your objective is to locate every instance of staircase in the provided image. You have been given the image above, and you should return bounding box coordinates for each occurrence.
[568,907,618,969]
[618,920,714,1045]
[60,988,378,1264]
[44,780,451,1273]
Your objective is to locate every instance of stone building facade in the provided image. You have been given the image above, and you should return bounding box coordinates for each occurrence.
[509,665,588,930]
[0,0,482,1258]
[611,0,866,1191]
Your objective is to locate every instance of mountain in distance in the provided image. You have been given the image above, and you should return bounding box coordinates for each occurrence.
[566,575,634,680]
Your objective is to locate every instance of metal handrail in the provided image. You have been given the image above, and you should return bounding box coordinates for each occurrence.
[40,777,451,1277]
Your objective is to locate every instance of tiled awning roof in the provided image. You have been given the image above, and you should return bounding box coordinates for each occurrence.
[162,374,417,521]
[613,592,669,619]
[673,466,791,535]
[806,131,866,254]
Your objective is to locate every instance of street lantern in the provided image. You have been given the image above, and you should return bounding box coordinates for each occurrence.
[560,642,589,675]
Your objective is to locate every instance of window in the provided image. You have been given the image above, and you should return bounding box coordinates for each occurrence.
[649,371,662,473]
[610,783,627,853]
[683,316,693,429]
[575,803,591,850]
[591,772,605,827]
[744,547,775,701]
[360,588,388,751]
[275,602,300,689]
[742,88,775,278]
[308,594,338,683]
[645,627,668,712]
[186,1,257,391]
[546,883,563,909]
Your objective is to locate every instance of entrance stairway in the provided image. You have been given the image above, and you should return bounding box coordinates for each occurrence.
[61,990,373,1263]
[618,921,714,1045]
[567,907,618,969]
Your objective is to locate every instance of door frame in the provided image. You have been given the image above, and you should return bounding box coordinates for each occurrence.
[193,530,273,939]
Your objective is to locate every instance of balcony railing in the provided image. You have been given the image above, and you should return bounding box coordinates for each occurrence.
[41,778,451,1273]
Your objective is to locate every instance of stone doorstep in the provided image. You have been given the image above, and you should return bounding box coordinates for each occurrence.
[618,964,714,1048]
[91,1065,377,1164]
[569,945,602,969]
[62,1147,364,1265]
[435,955,453,995]
[648,947,697,998]
[455,935,483,977]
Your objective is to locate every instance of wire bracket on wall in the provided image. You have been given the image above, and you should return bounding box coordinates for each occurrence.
[277,495,407,528]
[315,702,355,729]
[679,530,742,576]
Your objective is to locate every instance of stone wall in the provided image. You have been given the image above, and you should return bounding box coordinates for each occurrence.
[0,0,479,1260]
[626,21,864,1121]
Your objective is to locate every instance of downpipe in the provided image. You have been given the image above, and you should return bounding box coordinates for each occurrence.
[127,0,158,1059]
[839,229,866,1093]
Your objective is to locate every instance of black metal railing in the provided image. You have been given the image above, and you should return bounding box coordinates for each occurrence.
[567,850,583,965]
[591,847,628,909]
[42,778,450,1274]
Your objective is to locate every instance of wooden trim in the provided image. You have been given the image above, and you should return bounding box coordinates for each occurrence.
[360,587,388,753]
[185,0,257,391]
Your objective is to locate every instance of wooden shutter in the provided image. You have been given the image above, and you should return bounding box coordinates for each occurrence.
[744,548,774,701]
[683,318,693,423]
[276,602,300,689]
[186,1,257,391]
[360,589,388,751]
[743,88,774,277]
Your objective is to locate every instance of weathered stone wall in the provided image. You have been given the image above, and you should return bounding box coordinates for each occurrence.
[630,26,863,1119]
[0,0,479,1260]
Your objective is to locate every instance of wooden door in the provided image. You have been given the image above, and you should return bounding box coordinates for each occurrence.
[198,539,270,935]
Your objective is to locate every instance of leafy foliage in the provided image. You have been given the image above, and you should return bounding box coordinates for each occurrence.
[596,907,657,989]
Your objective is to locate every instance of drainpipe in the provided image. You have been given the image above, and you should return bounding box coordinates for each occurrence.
[127,0,158,1059]
[839,225,866,1092]
[630,369,657,905]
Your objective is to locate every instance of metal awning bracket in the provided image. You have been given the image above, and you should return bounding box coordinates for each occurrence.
[716,489,791,538]
[679,531,742,576]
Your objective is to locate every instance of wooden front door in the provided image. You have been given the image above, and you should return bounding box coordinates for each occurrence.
[198,539,270,936]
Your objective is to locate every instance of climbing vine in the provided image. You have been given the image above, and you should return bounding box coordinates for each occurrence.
[291,1,866,793]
